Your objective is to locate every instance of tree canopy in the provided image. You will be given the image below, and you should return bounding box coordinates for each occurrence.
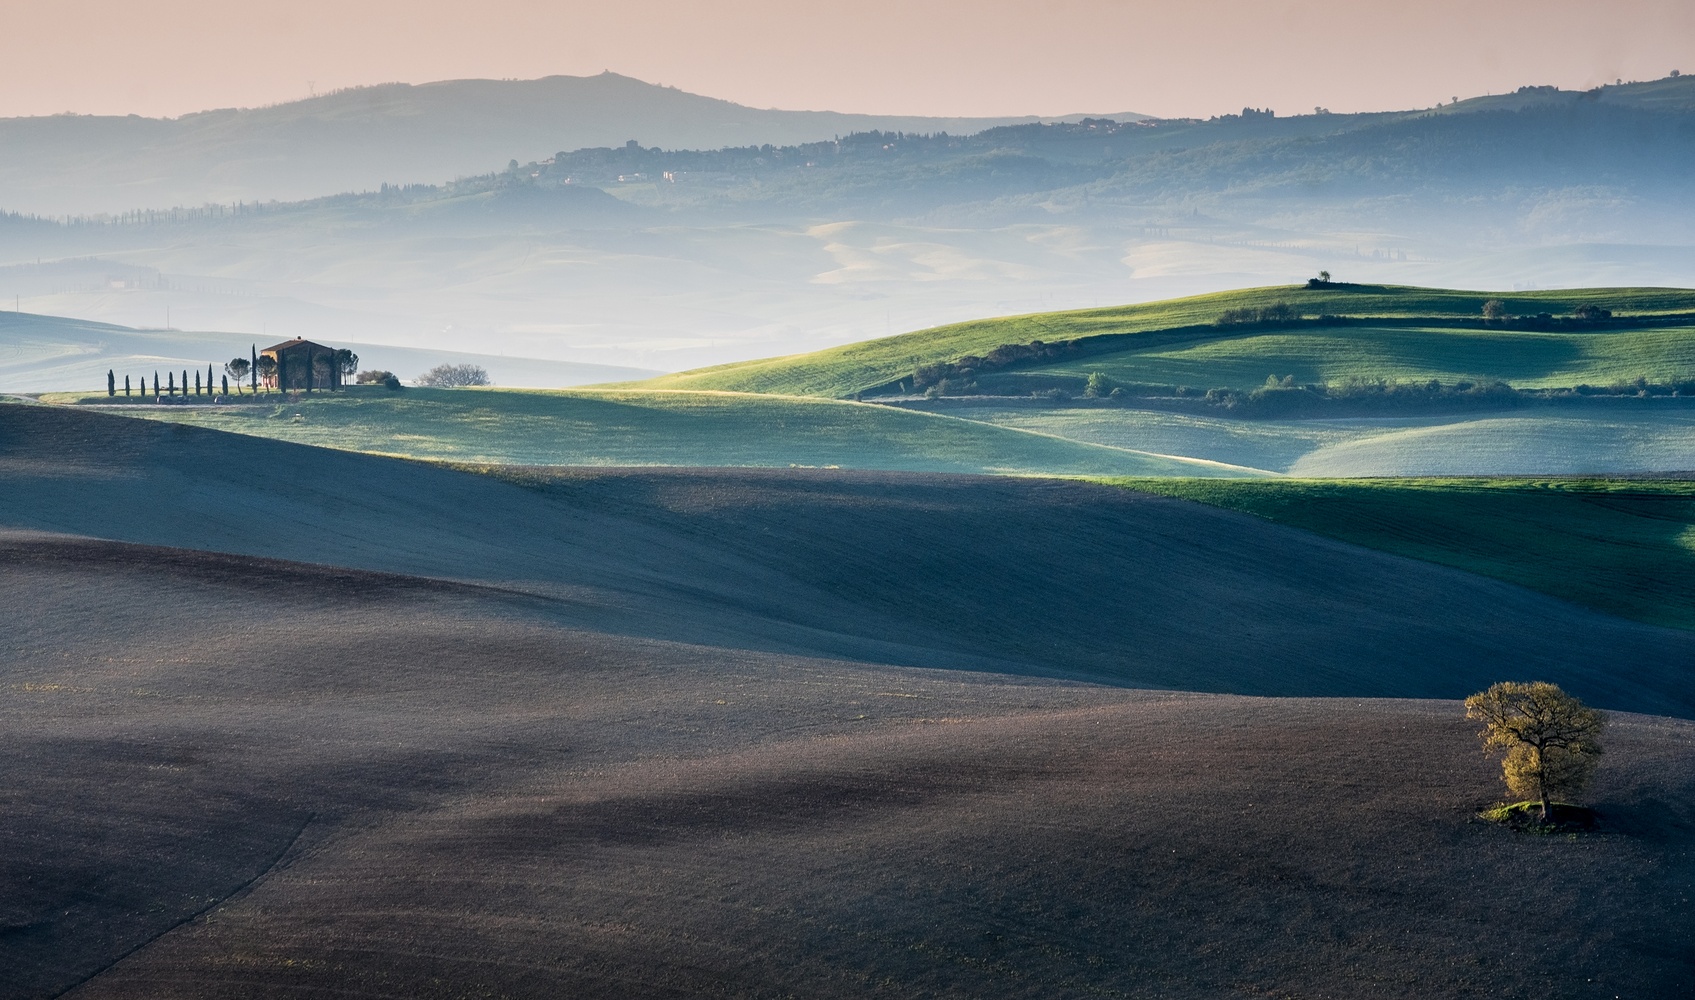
[1465,681,1604,822]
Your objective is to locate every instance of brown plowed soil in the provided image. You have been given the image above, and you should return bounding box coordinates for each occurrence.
[3,402,1694,998]
[1,545,1691,999]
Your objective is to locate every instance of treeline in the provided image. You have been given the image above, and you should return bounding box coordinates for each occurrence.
[893,304,1690,399]
[909,340,1086,394]
[926,373,1695,418]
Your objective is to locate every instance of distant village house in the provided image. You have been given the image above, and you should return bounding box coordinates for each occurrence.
[261,339,343,391]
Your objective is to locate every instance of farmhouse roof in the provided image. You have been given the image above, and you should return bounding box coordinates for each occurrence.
[263,338,330,352]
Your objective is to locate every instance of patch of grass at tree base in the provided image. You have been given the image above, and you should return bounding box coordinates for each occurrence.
[1477,801,1599,834]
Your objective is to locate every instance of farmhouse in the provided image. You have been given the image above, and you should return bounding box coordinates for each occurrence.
[261,339,343,391]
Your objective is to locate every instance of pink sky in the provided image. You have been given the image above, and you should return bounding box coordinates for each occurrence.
[5,0,1690,120]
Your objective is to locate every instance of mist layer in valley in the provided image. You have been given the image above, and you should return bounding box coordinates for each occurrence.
[1,75,1691,376]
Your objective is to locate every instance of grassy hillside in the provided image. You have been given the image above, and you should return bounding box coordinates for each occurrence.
[1113,477,1695,630]
[957,401,1695,476]
[630,285,1695,398]
[1009,322,1695,392]
[44,388,1250,477]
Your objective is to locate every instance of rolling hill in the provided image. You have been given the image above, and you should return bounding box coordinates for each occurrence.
[38,387,1254,477]
[2,400,1689,708]
[5,538,1690,999]
[35,283,1695,480]
[632,284,1695,398]
[5,401,1695,999]
[948,401,1695,477]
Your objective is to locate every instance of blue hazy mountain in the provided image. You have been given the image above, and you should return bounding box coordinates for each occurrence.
[0,72,1143,216]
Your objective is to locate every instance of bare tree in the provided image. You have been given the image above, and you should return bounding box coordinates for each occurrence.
[1465,682,1604,822]
[415,364,492,387]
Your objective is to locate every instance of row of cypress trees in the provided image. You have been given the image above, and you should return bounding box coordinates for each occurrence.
[106,346,266,400]
[107,363,234,399]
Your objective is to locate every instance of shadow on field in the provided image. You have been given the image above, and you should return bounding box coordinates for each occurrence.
[2,403,1692,715]
[4,402,1695,998]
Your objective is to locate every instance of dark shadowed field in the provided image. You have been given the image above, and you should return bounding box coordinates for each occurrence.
[3,402,1694,998]
[3,404,1692,713]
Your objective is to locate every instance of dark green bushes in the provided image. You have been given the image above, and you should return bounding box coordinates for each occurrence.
[1216,302,1301,325]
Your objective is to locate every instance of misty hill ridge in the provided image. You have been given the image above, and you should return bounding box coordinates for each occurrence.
[0,72,1141,215]
[5,73,1689,218]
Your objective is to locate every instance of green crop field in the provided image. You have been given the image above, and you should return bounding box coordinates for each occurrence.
[1108,477,1695,630]
[1006,323,1695,392]
[955,402,1695,475]
[628,285,1695,398]
[43,387,1252,478]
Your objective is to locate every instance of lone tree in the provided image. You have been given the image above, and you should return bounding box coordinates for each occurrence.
[1465,681,1605,822]
[255,355,278,391]
[336,349,359,381]
[416,363,492,387]
[226,357,251,394]
[1481,299,1509,322]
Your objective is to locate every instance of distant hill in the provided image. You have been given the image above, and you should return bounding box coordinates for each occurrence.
[1,79,1689,375]
[0,72,1142,215]
[630,284,1695,398]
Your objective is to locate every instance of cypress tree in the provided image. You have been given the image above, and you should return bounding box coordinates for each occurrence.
[107,369,115,397]
[208,364,214,395]
[124,375,131,397]
[251,345,258,393]
[154,371,160,398]
[182,371,189,398]
[194,370,201,395]
[167,372,174,395]
[221,374,228,395]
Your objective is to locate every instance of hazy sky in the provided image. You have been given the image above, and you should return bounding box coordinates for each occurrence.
[5,0,1690,120]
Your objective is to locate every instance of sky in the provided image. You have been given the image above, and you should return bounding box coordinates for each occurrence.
[3,0,1691,120]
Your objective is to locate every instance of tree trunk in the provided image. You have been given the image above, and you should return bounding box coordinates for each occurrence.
[1537,747,1552,822]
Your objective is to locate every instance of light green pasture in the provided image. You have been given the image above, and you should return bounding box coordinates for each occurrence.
[50,388,1251,478]
[954,403,1695,476]
[1026,324,1695,391]
[628,285,1695,398]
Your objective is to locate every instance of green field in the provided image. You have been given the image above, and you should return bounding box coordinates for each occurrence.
[1004,323,1695,392]
[630,285,1695,398]
[44,388,1252,477]
[1108,477,1695,630]
[955,402,1695,475]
